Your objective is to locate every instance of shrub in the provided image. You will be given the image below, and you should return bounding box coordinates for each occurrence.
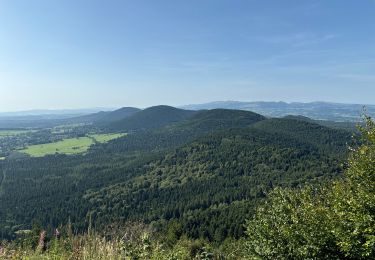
[245,116,375,259]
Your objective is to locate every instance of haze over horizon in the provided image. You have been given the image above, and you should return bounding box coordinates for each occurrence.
[1,100,375,115]
[1,0,374,111]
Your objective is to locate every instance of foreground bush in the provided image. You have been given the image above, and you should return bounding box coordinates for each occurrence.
[246,116,375,259]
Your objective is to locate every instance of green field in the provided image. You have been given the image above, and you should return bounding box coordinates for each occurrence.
[0,130,33,138]
[20,137,94,157]
[89,133,127,143]
[19,133,126,157]
[51,123,87,134]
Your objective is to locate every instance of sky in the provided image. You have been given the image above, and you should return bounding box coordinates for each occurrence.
[0,0,374,111]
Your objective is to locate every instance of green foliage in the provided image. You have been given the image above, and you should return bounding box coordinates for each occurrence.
[84,124,345,241]
[94,107,141,124]
[329,115,375,257]
[165,221,183,246]
[108,105,197,131]
[0,113,351,242]
[245,186,340,259]
[245,116,375,259]
[1,108,367,258]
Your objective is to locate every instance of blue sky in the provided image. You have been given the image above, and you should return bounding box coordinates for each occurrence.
[0,0,374,111]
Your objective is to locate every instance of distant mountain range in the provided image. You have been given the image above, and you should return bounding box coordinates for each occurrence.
[0,101,373,129]
[0,108,116,128]
[181,101,375,122]
[0,108,115,118]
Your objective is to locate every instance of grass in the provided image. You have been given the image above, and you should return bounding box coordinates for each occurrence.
[0,157,5,160]
[19,137,94,157]
[0,223,240,260]
[19,133,126,157]
[52,123,87,134]
[89,133,127,143]
[0,130,33,138]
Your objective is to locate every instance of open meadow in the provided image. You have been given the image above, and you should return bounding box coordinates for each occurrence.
[0,130,34,138]
[19,133,126,157]
[89,133,127,143]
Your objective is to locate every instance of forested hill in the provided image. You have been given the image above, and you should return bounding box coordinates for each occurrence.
[84,125,348,240]
[106,105,197,131]
[69,107,141,124]
[0,108,353,242]
[181,101,374,122]
[253,118,351,154]
[167,109,265,132]
[91,108,266,155]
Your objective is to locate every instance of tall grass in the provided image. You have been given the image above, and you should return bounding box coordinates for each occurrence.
[0,222,246,259]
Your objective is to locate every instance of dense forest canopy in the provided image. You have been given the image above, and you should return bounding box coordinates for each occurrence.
[0,107,353,241]
[0,108,372,259]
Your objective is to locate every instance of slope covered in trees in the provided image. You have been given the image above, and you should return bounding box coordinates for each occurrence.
[94,107,141,124]
[92,108,266,155]
[68,107,141,124]
[2,115,372,259]
[0,109,353,243]
[85,125,347,240]
[107,105,197,131]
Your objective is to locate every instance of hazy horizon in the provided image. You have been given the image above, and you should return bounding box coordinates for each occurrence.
[1,99,375,114]
[1,0,374,111]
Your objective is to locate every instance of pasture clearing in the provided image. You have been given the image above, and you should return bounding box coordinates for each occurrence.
[0,130,33,138]
[19,133,126,157]
[89,133,127,143]
[20,137,94,157]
